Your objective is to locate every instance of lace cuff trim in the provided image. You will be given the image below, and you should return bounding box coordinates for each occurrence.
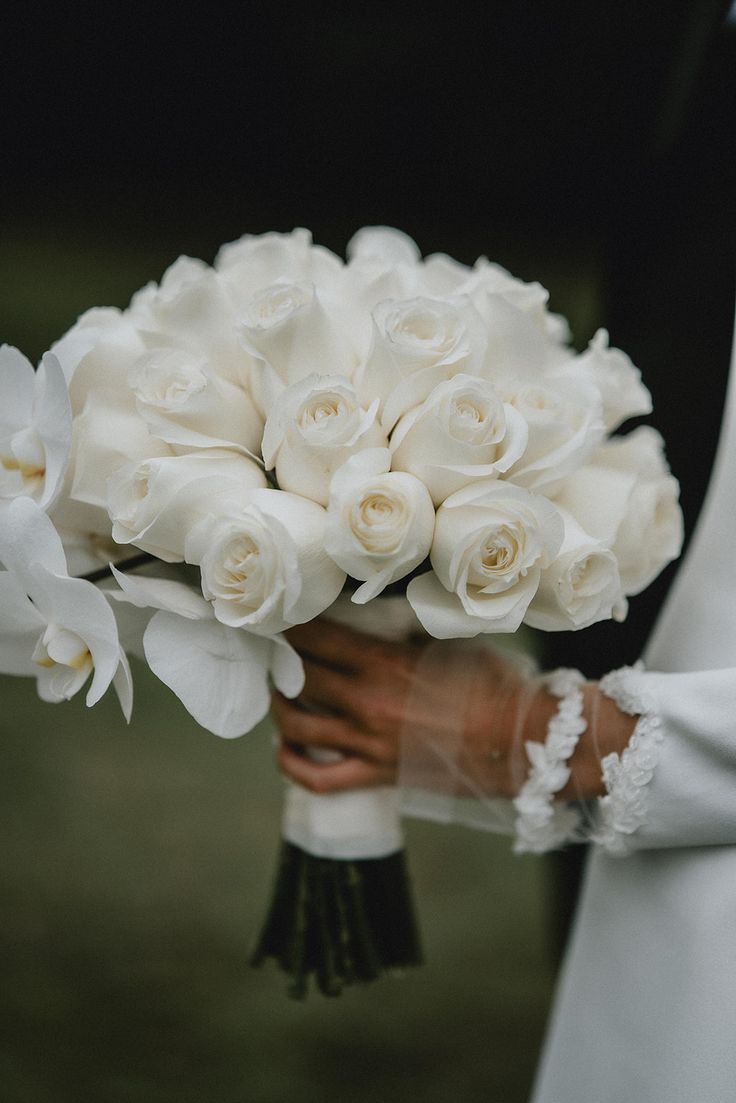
[591,662,663,856]
[513,668,587,854]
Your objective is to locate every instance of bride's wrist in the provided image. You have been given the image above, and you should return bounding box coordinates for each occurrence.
[563,684,639,800]
[519,682,639,802]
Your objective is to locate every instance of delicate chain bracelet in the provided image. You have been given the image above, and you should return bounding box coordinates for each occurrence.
[512,668,587,854]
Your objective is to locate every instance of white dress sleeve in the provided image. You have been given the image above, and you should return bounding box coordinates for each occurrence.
[593,663,736,852]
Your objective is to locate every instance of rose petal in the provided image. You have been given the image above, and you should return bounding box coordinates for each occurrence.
[407,571,533,637]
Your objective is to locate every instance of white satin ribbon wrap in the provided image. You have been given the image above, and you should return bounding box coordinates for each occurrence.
[283,784,403,859]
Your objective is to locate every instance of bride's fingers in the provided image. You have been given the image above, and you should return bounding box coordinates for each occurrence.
[299,657,364,715]
[271,692,393,762]
[285,617,385,672]
[277,740,396,794]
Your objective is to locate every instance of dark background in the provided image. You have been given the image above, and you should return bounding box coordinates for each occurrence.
[1,4,734,1101]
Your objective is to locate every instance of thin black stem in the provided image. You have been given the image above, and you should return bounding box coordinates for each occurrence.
[80,552,155,585]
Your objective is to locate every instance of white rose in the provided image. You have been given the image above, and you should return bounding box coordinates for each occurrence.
[465,259,570,347]
[130,258,252,388]
[128,348,263,457]
[238,281,359,416]
[526,510,627,631]
[407,480,564,637]
[504,367,605,491]
[462,256,573,360]
[67,323,147,417]
[108,449,267,562]
[344,231,522,364]
[56,447,180,580]
[468,284,569,389]
[325,449,435,603]
[342,229,428,357]
[555,427,683,595]
[68,394,172,511]
[50,307,140,385]
[577,329,652,431]
[346,226,422,267]
[64,333,159,528]
[345,231,539,354]
[418,252,475,296]
[129,255,211,336]
[61,316,154,527]
[467,256,551,315]
[261,374,387,505]
[186,489,345,635]
[357,295,487,431]
[131,255,210,314]
[374,295,474,370]
[390,374,528,505]
[216,228,344,300]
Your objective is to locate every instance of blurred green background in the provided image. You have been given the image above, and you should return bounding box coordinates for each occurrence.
[0,666,555,1103]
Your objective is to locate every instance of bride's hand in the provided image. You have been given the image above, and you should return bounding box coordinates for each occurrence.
[272,617,546,798]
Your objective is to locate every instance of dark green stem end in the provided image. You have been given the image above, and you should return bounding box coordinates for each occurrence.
[251,841,423,999]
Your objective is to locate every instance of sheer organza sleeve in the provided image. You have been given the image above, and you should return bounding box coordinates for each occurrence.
[399,643,736,855]
[396,640,598,850]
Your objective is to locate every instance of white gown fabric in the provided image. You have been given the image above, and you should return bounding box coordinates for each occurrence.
[532,317,736,1103]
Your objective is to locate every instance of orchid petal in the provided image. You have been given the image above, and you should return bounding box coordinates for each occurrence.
[28,565,120,707]
[143,612,273,737]
[109,565,211,620]
[0,346,35,436]
[33,352,72,510]
[103,586,154,659]
[112,647,134,722]
[270,635,306,698]
[0,497,68,583]
[0,571,44,675]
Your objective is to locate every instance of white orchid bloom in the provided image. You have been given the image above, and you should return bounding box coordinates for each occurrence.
[0,497,129,715]
[0,346,72,512]
[108,567,304,738]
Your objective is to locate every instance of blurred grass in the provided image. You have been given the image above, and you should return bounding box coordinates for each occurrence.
[0,226,602,1102]
[0,667,555,1103]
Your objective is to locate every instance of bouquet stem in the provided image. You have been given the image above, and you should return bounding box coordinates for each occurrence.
[253,595,425,998]
[251,840,422,998]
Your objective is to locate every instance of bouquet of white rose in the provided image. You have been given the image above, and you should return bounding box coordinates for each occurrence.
[0,227,683,997]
